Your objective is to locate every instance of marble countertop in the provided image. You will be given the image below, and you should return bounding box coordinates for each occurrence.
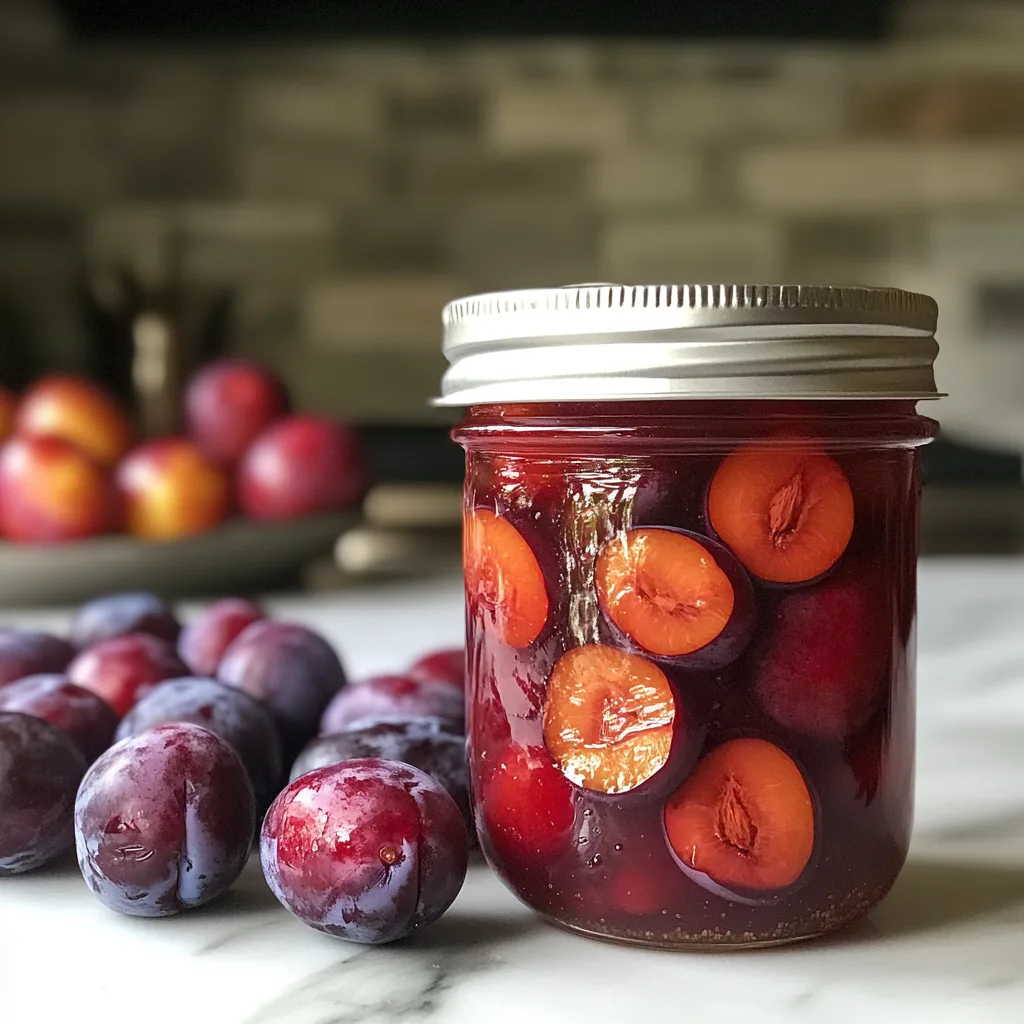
[3,562,1024,1024]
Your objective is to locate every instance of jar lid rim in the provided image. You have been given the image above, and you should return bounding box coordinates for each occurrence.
[437,283,941,405]
[443,284,937,341]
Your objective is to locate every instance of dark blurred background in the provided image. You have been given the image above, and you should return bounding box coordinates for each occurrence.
[1,0,1023,580]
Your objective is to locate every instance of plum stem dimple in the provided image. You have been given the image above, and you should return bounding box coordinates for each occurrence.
[716,778,758,855]
[767,472,807,549]
[379,844,400,866]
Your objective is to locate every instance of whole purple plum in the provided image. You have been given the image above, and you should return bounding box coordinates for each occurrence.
[116,677,282,814]
[261,759,467,943]
[319,675,463,736]
[177,598,265,677]
[0,674,117,762]
[75,723,255,917]
[0,712,87,874]
[0,630,75,687]
[71,591,181,649]
[291,719,470,834]
[218,621,346,759]
[67,634,188,717]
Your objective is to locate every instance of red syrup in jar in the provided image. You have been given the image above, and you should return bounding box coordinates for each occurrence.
[458,399,932,947]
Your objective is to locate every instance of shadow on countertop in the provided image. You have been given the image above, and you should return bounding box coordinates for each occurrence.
[869,854,1024,937]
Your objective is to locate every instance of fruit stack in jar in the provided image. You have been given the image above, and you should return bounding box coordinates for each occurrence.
[462,403,920,947]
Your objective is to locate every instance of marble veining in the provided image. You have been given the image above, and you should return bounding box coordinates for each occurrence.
[3,563,1024,1023]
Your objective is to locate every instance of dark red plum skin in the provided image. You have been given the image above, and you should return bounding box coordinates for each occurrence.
[75,723,255,917]
[408,648,465,690]
[628,457,714,532]
[291,720,471,835]
[0,712,87,875]
[67,634,189,717]
[0,630,75,687]
[71,592,181,649]
[116,677,283,815]
[178,598,265,677]
[0,674,117,763]
[261,758,468,944]
[218,620,347,760]
[319,675,464,736]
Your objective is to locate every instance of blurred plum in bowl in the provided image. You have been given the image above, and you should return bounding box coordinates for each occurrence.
[237,415,367,522]
[185,358,289,466]
[15,374,132,467]
[117,438,230,540]
[0,435,121,543]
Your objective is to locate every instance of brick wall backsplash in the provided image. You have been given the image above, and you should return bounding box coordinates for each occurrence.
[2,0,1024,424]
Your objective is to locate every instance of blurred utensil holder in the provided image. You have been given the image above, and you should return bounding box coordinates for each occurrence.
[80,227,232,438]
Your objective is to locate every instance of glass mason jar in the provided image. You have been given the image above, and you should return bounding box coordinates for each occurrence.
[439,284,941,949]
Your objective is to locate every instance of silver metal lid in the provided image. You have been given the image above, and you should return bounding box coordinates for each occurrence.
[435,283,941,405]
